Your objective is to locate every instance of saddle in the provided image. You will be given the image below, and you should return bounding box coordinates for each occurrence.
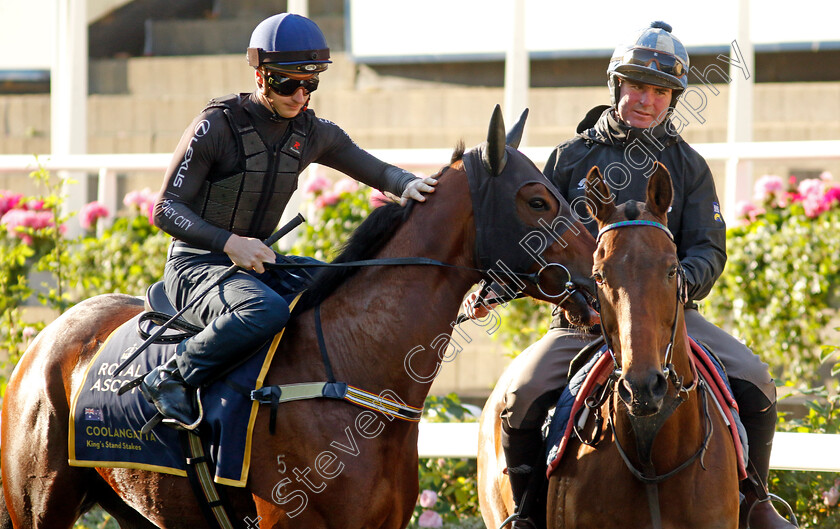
[69,281,289,487]
[145,280,177,313]
[544,338,749,480]
[70,281,427,527]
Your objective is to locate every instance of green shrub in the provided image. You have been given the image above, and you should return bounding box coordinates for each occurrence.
[6,168,840,529]
[702,174,840,385]
[410,394,481,528]
[772,383,840,527]
[290,174,381,260]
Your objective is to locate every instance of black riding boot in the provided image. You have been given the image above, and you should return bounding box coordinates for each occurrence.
[732,380,796,528]
[140,356,201,429]
[501,423,545,529]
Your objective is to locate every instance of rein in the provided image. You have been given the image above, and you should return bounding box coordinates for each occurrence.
[265,258,579,302]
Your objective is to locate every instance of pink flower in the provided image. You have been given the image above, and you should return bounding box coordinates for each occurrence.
[418,510,443,528]
[753,174,785,205]
[798,178,823,197]
[419,489,438,508]
[735,201,758,220]
[369,189,391,209]
[79,201,110,231]
[822,186,840,210]
[147,204,156,226]
[1,209,55,245]
[0,190,24,216]
[314,192,340,209]
[123,189,144,209]
[124,188,158,216]
[22,326,38,347]
[22,199,46,211]
[333,178,359,196]
[798,178,827,218]
[303,172,331,194]
[823,485,839,507]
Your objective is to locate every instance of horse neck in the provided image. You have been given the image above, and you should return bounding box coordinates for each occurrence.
[320,180,478,409]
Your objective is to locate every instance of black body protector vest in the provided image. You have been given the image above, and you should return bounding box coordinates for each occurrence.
[191,94,308,241]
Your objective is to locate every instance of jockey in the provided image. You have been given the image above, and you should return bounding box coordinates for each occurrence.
[145,13,436,430]
[466,22,794,529]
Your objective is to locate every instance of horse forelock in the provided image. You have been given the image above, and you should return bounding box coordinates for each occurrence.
[615,200,666,227]
[623,200,641,220]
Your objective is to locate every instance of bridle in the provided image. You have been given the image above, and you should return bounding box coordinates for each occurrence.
[595,219,687,378]
[590,219,712,529]
[266,254,580,305]
[268,162,589,310]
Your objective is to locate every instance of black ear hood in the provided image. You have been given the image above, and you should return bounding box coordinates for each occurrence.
[463,145,569,274]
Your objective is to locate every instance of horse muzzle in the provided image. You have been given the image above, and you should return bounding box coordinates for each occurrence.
[530,263,599,328]
[617,368,669,417]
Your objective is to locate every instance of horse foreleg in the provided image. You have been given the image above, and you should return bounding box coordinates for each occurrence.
[1,350,94,528]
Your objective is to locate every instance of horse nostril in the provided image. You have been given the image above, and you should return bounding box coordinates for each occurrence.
[618,377,633,405]
[650,371,668,401]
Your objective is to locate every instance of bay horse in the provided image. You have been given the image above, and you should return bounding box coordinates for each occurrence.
[0,106,597,529]
[478,163,739,529]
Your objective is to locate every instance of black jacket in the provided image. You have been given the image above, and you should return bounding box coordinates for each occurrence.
[154,93,413,252]
[543,106,727,303]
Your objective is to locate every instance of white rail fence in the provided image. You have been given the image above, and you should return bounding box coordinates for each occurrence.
[417,423,840,473]
[3,142,840,472]
[3,139,840,226]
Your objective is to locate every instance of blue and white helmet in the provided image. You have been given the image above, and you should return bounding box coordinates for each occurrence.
[607,21,689,108]
[247,13,331,73]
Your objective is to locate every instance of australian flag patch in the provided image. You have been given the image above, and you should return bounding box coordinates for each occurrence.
[713,202,724,223]
[84,407,104,422]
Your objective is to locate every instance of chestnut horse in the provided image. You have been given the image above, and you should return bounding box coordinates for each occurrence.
[0,106,596,529]
[478,163,739,529]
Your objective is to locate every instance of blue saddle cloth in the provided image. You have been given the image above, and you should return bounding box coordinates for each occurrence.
[544,346,608,466]
[68,309,287,487]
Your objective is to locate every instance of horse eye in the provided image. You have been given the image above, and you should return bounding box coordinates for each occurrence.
[592,272,605,285]
[528,197,549,211]
[667,266,678,279]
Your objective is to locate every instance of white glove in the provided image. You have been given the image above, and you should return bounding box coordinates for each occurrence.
[399,175,438,206]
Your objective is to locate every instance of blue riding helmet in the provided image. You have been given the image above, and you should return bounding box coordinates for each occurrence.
[607,21,689,109]
[247,13,331,73]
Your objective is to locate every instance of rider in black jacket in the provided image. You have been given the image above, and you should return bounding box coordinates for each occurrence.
[145,13,436,430]
[468,21,793,529]
[545,105,726,306]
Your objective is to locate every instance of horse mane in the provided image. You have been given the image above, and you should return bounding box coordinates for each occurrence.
[451,141,465,163]
[294,201,414,313]
[294,147,463,314]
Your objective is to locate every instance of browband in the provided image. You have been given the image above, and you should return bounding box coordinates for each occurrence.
[597,219,673,244]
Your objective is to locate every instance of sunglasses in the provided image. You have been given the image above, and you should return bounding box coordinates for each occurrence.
[264,72,319,96]
[622,48,686,78]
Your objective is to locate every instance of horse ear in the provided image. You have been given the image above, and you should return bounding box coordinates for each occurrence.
[646,162,673,221]
[505,108,529,149]
[585,166,616,224]
[482,104,507,176]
